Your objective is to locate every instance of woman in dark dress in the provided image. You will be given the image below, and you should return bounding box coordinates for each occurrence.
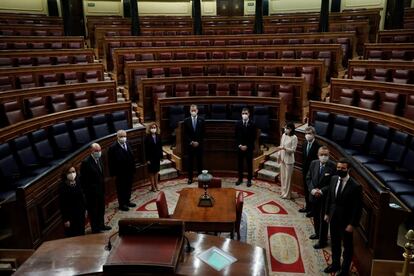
[59,165,86,237]
[145,123,163,192]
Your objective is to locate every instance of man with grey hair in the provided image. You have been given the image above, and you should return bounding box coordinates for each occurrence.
[108,130,136,211]
[299,126,320,216]
[80,143,111,233]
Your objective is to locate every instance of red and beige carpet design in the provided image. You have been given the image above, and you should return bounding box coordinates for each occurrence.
[101,177,359,276]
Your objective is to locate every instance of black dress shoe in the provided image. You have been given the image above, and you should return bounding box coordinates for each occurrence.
[235,180,242,186]
[126,202,136,207]
[298,208,307,213]
[309,234,319,240]
[101,225,112,231]
[187,179,193,184]
[119,205,129,211]
[313,242,327,249]
[306,212,313,218]
[323,264,340,273]
[336,270,349,276]
[247,180,252,187]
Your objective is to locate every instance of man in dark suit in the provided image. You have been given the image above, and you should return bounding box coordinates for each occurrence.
[108,130,136,211]
[80,143,111,233]
[299,126,320,216]
[324,158,362,276]
[235,107,257,187]
[183,104,205,184]
[306,146,336,249]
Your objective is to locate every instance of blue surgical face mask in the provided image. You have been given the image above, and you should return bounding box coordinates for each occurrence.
[92,151,102,159]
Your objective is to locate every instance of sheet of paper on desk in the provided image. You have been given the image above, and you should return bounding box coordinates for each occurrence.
[197,246,237,271]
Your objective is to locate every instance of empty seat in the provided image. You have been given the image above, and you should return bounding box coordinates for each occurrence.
[50,95,70,112]
[215,83,230,96]
[211,104,227,119]
[351,67,368,80]
[225,66,241,76]
[63,72,79,84]
[51,123,74,156]
[230,104,245,120]
[237,83,252,96]
[331,115,351,146]
[112,111,129,131]
[212,52,225,59]
[169,67,182,77]
[16,57,33,67]
[0,57,14,67]
[91,114,111,139]
[151,68,165,78]
[175,84,190,97]
[42,73,59,86]
[36,57,52,66]
[229,51,242,59]
[25,97,48,117]
[56,56,69,65]
[281,51,295,59]
[344,119,370,155]
[300,51,314,59]
[372,69,390,82]
[263,51,277,59]
[0,144,28,190]
[2,101,25,125]
[0,76,14,91]
[141,53,154,61]
[404,95,414,119]
[277,85,294,112]
[189,66,204,76]
[70,118,91,147]
[207,65,221,76]
[194,84,209,96]
[195,52,207,59]
[31,129,56,164]
[380,93,400,115]
[94,89,110,104]
[282,66,297,77]
[313,112,331,137]
[13,135,48,174]
[246,51,259,59]
[367,50,383,60]
[159,52,172,60]
[73,91,90,108]
[353,124,391,164]
[84,71,99,82]
[359,90,378,109]
[257,84,272,97]
[253,106,270,150]
[390,50,407,60]
[74,55,88,64]
[392,70,411,84]
[338,88,356,105]
[174,52,188,60]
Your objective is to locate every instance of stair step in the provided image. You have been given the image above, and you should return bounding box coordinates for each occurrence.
[160,159,173,170]
[269,152,279,162]
[257,169,279,182]
[117,97,126,102]
[159,167,178,180]
[104,76,111,81]
[263,160,280,172]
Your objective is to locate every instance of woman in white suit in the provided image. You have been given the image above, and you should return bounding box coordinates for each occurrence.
[276,122,298,199]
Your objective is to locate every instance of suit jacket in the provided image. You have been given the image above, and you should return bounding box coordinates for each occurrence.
[108,141,135,177]
[306,159,336,202]
[235,119,257,151]
[80,155,105,198]
[325,175,363,227]
[144,134,163,163]
[279,133,298,165]
[302,139,320,175]
[183,116,205,147]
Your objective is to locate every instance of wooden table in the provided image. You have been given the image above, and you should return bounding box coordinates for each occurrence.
[14,232,268,276]
[172,188,237,238]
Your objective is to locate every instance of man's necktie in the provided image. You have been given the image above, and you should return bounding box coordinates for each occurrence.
[192,117,196,130]
[306,142,311,155]
[123,144,127,151]
[336,180,343,199]
[96,159,102,172]
[319,164,324,176]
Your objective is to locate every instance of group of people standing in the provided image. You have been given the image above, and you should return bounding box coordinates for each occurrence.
[300,126,363,276]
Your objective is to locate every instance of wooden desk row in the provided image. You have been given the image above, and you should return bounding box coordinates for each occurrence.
[377,29,414,43]
[0,24,64,36]
[136,76,307,122]
[113,44,339,83]
[124,59,326,101]
[363,43,414,60]
[102,32,356,66]
[0,36,85,50]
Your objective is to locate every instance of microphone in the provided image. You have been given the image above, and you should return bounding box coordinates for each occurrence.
[105,230,119,251]
[183,234,194,253]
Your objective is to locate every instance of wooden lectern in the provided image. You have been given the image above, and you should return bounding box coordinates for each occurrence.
[103,218,185,275]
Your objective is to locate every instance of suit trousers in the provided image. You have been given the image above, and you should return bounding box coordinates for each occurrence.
[280,162,294,198]
[115,174,133,206]
[312,197,328,243]
[187,146,203,179]
[302,171,311,210]
[330,219,354,272]
[85,192,105,233]
[238,149,253,181]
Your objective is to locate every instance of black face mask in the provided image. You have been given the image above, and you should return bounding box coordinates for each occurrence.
[337,170,348,178]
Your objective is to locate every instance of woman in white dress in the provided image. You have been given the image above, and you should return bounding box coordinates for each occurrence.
[275,122,298,199]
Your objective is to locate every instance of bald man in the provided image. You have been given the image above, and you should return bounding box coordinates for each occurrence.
[80,143,111,233]
[108,130,136,211]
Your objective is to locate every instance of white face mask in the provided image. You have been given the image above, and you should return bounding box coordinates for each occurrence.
[191,111,197,117]
[92,151,102,159]
[242,114,248,120]
[150,128,157,134]
[284,128,291,135]
[319,155,329,163]
[67,172,76,181]
[118,137,127,144]
[305,134,314,142]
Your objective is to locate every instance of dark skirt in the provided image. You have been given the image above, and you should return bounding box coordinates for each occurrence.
[148,159,161,173]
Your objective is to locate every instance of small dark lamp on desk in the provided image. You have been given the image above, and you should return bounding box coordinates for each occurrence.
[198,170,214,207]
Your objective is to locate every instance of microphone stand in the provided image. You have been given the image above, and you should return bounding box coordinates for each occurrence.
[105,230,119,251]
[183,234,194,253]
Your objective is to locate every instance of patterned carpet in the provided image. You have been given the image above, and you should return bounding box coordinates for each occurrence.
[100,177,359,276]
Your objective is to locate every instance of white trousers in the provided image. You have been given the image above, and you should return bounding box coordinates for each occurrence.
[280,162,294,199]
